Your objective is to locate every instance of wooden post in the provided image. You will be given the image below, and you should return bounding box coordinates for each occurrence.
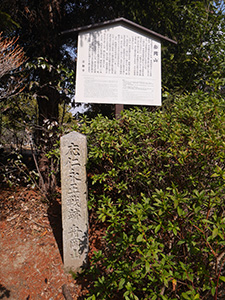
[115,104,124,119]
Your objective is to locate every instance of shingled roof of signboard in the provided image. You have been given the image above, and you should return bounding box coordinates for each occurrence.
[60,17,177,44]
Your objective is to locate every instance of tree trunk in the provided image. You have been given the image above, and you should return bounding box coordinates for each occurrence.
[37,84,60,197]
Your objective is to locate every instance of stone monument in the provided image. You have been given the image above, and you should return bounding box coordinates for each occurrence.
[60,131,88,273]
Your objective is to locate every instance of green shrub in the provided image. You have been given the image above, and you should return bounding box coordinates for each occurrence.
[75,90,225,299]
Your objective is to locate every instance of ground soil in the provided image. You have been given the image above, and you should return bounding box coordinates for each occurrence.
[0,186,93,300]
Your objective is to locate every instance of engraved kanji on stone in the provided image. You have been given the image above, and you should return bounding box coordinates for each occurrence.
[67,143,80,163]
[68,207,81,219]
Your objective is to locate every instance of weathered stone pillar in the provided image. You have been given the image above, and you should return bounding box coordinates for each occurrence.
[60,132,88,273]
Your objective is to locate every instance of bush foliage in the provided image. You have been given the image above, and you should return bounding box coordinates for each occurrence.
[75,90,225,300]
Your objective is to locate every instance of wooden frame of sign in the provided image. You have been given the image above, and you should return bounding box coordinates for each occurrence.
[62,18,176,117]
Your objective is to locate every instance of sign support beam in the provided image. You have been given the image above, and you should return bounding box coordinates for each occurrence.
[115,104,124,119]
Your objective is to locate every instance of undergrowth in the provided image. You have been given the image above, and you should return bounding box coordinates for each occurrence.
[73,90,225,300]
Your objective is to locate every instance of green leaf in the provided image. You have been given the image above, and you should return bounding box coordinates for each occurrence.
[182,292,191,300]
[177,206,183,217]
[118,278,126,290]
[145,261,150,273]
[177,240,185,245]
[212,227,218,239]
[211,286,216,296]
[137,234,143,242]
[155,224,161,234]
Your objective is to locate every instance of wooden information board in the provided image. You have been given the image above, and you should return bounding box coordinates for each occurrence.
[75,19,162,106]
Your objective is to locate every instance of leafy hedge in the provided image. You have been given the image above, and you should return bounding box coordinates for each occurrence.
[75,90,225,300]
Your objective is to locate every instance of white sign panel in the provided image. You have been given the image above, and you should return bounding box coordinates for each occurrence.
[75,24,161,106]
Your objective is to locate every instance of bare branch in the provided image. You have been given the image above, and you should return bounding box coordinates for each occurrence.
[0,32,26,100]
